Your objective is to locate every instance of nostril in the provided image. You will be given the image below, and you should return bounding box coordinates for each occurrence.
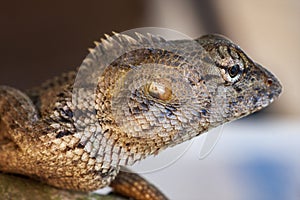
[266,78,273,86]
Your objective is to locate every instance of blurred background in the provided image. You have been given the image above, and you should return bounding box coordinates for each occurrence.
[0,0,299,199]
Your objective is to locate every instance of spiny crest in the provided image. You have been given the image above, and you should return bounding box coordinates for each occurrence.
[80,32,181,83]
[88,32,169,58]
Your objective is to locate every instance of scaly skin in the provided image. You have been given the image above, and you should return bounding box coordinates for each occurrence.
[0,33,282,199]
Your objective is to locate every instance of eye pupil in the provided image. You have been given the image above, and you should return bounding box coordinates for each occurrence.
[228,64,240,78]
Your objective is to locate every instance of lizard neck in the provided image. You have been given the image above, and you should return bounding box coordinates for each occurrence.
[98,124,174,167]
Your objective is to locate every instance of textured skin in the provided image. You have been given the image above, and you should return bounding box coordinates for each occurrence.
[0,33,281,199]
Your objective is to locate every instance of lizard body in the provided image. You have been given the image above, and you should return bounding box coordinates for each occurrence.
[0,33,281,199]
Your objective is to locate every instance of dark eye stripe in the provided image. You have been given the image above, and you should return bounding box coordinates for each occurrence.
[216,45,238,63]
[217,46,232,59]
[217,46,226,59]
[228,47,239,59]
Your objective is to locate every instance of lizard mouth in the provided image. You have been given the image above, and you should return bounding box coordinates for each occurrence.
[261,65,282,105]
[248,63,282,113]
[251,64,282,112]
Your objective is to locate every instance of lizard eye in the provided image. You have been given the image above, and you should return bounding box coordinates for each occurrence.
[228,64,240,78]
[146,81,172,101]
[221,63,244,83]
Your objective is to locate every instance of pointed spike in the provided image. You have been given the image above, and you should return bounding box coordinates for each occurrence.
[148,33,158,42]
[112,31,120,36]
[122,34,138,44]
[148,33,168,46]
[112,32,124,43]
[100,38,113,49]
[134,32,148,42]
[156,35,167,42]
[93,41,100,47]
[104,34,111,40]
[141,33,155,45]
[88,48,96,54]
[101,38,108,44]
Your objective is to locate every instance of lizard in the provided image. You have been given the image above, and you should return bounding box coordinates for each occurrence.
[0,32,282,200]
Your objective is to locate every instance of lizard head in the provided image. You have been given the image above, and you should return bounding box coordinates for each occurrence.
[74,33,282,166]
[197,34,282,123]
